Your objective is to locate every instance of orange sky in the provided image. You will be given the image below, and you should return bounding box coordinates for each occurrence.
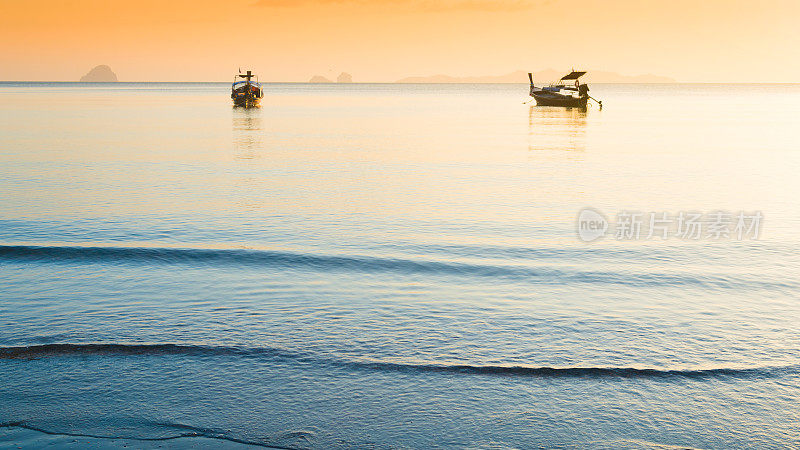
[1,0,798,82]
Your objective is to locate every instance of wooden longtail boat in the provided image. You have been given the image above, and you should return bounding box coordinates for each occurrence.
[528,70,601,108]
[231,70,263,107]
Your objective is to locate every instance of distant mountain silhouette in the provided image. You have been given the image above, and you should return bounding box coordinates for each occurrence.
[310,72,353,83]
[80,65,118,82]
[396,69,675,83]
[309,75,333,83]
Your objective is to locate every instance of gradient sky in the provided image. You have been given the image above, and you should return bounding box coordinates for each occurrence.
[1,0,798,82]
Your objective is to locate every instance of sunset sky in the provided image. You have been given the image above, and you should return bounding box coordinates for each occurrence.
[1,0,798,82]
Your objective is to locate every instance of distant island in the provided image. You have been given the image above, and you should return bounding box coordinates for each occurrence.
[80,65,118,82]
[396,69,675,83]
[309,72,353,83]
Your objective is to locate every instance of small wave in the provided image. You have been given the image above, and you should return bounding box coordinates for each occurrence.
[0,421,293,449]
[0,343,294,360]
[0,244,790,290]
[362,361,786,380]
[1,343,792,380]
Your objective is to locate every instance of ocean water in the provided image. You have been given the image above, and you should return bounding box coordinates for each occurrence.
[1,82,800,449]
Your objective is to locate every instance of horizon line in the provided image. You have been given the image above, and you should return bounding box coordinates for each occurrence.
[5,80,800,84]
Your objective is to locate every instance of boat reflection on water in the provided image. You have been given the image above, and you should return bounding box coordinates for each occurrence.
[230,107,266,212]
[231,107,263,159]
[528,104,588,154]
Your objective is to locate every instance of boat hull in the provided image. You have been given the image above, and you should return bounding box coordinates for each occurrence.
[532,92,588,108]
[231,81,263,108]
[232,95,261,107]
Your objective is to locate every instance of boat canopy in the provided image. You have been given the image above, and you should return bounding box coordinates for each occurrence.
[232,80,261,87]
[559,71,586,81]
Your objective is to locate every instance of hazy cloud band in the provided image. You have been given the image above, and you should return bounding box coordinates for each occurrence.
[254,0,543,11]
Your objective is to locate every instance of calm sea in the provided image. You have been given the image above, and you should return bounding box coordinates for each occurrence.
[1,82,799,448]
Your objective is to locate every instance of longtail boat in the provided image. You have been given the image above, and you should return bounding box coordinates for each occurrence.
[528,70,601,108]
[231,70,263,107]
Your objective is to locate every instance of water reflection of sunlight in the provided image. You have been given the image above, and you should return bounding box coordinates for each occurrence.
[232,107,263,159]
[528,105,588,153]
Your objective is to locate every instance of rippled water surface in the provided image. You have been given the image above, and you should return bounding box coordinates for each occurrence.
[1,82,800,448]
